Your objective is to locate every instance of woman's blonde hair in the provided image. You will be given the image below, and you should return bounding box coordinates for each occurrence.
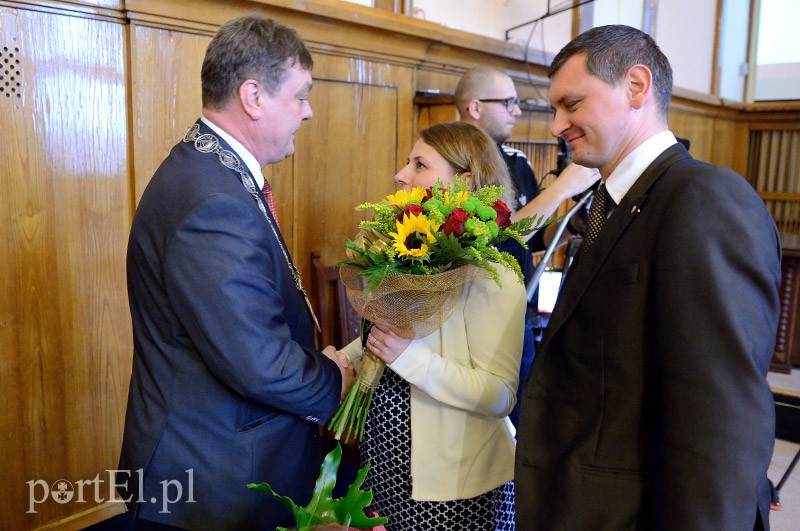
[419,121,517,210]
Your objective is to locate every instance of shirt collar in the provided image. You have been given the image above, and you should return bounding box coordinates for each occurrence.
[604,130,677,205]
[200,116,265,190]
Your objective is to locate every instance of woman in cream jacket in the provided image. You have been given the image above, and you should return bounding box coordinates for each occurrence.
[340,122,526,530]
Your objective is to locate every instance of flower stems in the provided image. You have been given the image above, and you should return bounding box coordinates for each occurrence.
[328,351,385,442]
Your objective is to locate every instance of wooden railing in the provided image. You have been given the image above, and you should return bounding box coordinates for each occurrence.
[505,140,560,187]
[760,192,800,235]
[747,128,800,235]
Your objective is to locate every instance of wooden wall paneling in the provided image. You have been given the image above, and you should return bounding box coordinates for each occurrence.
[420,38,545,80]
[669,108,716,164]
[766,131,781,191]
[0,0,124,20]
[711,115,749,175]
[512,108,553,143]
[292,76,400,295]
[129,24,208,204]
[669,89,749,169]
[394,66,416,176]
[413,69,460,134]
[308,52,416,163]
[0,5,131,529]
[745,100,800,117]
[126,0,434,65]
[415,68,461,96]
[414,96,458,133]
[55,0,122,8]
[280,52,415,286]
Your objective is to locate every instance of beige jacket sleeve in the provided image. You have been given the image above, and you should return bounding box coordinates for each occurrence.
[388,265,526,418]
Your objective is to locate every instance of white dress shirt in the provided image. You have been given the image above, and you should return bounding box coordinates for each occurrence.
[604,130,678,205]
[200,116,265,190]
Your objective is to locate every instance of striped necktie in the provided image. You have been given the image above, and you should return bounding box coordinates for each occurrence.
[261,179,280,229]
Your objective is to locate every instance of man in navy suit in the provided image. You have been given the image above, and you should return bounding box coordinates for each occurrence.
[515,25,781,530]
[118,14,353,530]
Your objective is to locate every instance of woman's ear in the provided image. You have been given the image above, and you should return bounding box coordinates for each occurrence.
[460,171,474,190]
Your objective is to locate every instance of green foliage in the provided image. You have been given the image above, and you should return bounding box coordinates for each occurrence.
[247,444,387,531]
[472,185,505,205]
[340,177,558,290]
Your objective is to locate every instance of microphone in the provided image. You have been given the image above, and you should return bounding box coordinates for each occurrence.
[553,136,572,176]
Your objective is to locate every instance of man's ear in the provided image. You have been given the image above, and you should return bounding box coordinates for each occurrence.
[239,79,262,119]
[465,99,482,120]
[626,64,652,110]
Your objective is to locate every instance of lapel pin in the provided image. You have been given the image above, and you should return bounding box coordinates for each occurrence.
[630,205,641,215]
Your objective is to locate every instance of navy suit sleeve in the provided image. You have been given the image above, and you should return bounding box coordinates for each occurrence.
[648,167,780,528]
[162,192,341,422]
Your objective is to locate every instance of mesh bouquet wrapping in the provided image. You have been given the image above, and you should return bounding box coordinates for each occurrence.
[340,264,489,340]
[328,265,488,443]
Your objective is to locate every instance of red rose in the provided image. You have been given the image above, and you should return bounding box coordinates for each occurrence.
[396,203,424,221]
[443,208,469,237]
[493,200,512,229]
[404,203,424,217]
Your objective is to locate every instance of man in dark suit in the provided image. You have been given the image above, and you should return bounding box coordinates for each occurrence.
[515,25,781,530]
[118,14,353,530]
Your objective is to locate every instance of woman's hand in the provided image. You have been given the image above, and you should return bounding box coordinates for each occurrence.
[367,324,411,365]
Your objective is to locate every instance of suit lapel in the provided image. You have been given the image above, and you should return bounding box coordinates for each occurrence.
[194,120,288,246]
[537,143,691,353]
[191,120,307,317]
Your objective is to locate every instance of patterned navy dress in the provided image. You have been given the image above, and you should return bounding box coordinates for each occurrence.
[359,368,515,530]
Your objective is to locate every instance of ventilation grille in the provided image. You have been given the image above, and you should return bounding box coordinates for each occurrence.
[0,45,21,99]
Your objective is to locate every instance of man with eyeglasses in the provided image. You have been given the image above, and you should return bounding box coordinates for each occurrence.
[455,67,598,430]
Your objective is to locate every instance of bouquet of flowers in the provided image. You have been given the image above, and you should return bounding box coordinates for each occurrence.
[327,178,553,442]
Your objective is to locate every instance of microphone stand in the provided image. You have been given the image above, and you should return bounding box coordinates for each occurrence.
[526,189,593,303]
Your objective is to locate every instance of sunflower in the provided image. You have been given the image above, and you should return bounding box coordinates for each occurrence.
[389,213,440,259]
[386,188,426,207]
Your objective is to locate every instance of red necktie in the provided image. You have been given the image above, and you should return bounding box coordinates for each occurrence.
[261,179,280,229]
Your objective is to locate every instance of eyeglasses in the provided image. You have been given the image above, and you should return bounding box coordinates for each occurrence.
[478,97,520,112]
